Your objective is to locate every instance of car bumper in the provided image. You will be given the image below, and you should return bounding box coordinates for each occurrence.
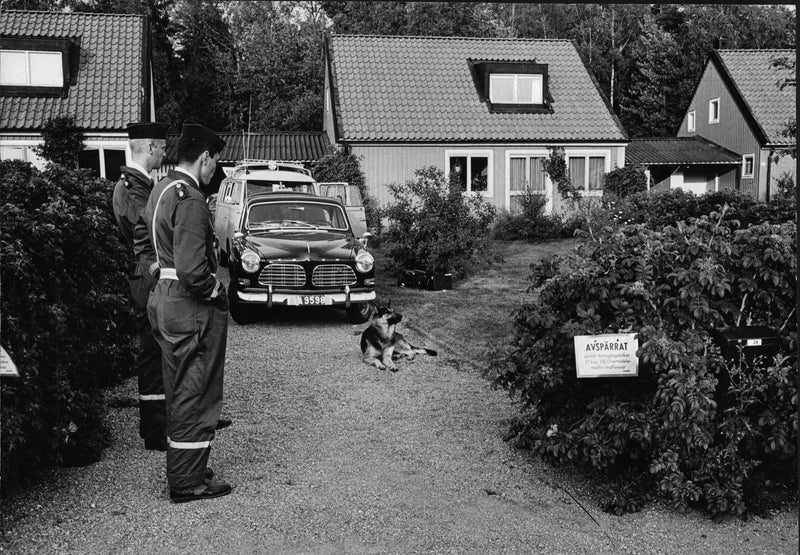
[234,286,375,308]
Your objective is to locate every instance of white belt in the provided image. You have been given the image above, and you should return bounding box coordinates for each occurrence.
[160,268,178,280]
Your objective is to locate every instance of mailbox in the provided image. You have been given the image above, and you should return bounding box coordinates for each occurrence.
[710,326,781,412]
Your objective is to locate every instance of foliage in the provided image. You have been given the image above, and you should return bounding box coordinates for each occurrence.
[381,166,497,279]
[32,115,85,168]
[1,160,137,489]
[492,191,575,242]
[602,164,648,199]
[610,188,797,230]
[485,208,797,519]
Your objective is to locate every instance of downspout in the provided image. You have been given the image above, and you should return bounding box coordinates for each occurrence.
[765,149,774,203]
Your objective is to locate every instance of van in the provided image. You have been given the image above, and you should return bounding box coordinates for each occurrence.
[318,182,367,237]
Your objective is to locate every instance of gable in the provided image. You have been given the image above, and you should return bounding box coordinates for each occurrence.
[716,49,796,145]
[0,10,148,131]
[327,35,627,143]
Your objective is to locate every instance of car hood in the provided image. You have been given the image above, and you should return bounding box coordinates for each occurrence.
[242,231,357,261]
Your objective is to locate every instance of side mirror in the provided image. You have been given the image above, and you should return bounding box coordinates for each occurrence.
[360,231,373,248]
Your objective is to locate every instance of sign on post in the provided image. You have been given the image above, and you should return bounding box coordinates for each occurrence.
[1,346,19,378]
[574,333,638,378]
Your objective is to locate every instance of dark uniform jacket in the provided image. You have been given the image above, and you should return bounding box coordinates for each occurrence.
[112,166,157,265]
[144,169,219,299]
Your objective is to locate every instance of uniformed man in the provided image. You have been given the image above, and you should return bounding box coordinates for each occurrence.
[112,122,169,452]
[144,122,232,503]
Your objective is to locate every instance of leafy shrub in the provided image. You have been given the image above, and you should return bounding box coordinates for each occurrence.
[381,166,497,279]
[493,191,575,241]
[1,160,136,489]
[485,208,797,519]
[33,115,85,168]
[311,149,381,234]
[611,188,796,229]
[602,164,647,199]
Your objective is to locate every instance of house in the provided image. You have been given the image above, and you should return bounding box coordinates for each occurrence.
[0,10,154,181]
[323,35,628,214]
[625,137,741,195]
[676,49,796,201]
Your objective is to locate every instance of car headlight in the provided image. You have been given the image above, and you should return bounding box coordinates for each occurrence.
[241,251,261,274]
[355,251,374,273]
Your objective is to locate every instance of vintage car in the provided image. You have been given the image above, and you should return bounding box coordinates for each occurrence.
[225,191,375,324]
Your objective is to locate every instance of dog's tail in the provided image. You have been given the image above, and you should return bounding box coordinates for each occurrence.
[412,346,437,357]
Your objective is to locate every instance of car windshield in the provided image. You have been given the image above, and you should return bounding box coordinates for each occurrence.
[246,201,349,231]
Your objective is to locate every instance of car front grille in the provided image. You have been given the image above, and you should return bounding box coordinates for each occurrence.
[258,264,306,287]
[312,264,357,287]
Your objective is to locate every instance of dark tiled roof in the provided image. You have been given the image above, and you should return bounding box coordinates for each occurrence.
[1,10,146,131]
[165,132,334,164]
[626,137,741,166]
[716,49,796,144]
[328,35,627,142]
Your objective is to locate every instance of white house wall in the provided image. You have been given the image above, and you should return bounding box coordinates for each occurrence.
[349,143,626,213]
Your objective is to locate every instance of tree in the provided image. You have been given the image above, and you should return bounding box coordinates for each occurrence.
[619,17,686,137]
[169,0,236,130]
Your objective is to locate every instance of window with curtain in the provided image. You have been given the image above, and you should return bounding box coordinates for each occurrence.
[569,157,586,190]
[588,157,605,190]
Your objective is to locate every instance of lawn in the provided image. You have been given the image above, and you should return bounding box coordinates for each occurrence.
[371,237,580,365]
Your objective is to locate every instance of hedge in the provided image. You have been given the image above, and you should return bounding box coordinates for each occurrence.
[1,160,136,489]
[485,207,797,519]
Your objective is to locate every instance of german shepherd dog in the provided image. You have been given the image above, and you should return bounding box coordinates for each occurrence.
[360,303,437,371]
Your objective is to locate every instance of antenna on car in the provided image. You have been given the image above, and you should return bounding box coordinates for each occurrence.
[244,94,253,174]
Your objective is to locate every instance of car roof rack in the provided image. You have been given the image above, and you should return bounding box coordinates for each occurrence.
[232,159,312,176]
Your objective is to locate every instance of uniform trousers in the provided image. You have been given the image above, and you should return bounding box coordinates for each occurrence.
[147,279,228,490]
[128,259,166,442]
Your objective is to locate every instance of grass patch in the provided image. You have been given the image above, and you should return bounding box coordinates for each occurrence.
[372,238,580,363]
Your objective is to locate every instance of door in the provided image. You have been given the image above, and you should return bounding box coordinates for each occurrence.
[507,155,550,214]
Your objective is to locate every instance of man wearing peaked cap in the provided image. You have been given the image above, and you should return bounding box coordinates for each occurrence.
[144,121,233,503]
[112,121,170,453]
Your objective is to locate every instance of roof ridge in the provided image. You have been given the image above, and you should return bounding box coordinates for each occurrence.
[330,34,570,42]
[718,48,796,53]
[1,9,143,17]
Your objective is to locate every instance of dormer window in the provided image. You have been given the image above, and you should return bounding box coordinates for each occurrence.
[1,50,64,86]
[489,73,543,105]
[0,36,80,97]
[468,59,552,114]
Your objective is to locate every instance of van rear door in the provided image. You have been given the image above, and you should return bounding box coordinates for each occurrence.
[318,182,367,237]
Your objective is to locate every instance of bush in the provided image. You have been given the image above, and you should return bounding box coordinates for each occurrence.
[1,160,136,489]
[493,191,575,241]
[33,115,85,168]
[381,166,497,279]
[485,208,797,519]
[611,188,796,229]
[602,164,647,199]
[311,149,381,234]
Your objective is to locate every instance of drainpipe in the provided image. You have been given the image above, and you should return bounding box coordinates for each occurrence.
[765,149,774,203]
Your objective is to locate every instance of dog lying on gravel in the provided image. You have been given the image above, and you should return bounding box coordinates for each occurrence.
[360,303,437,371]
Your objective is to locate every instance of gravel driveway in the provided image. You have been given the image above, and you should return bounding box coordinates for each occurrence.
[1,273,797,554]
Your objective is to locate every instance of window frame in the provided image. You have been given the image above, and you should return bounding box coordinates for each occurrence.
[687,110,696,132]
[467,59,552,114]
[489,73,544,105]
[505,149,552,214]
[444,149,494,197]
[741,154,755,178]
[564,150,610,196]
[0,36,80,97]
[708,98,720,124]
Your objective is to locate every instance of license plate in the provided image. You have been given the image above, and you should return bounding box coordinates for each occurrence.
[301,295,329,306]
